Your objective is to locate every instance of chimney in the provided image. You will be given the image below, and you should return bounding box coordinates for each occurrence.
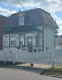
[19,7,20,12]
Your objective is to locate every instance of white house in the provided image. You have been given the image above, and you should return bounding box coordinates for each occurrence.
[1,8,58,64]
[0,8,62,66]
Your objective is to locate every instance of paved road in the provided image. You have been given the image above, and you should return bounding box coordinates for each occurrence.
[0,67,62,80]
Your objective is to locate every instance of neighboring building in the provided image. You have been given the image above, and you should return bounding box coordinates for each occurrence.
[55,36,62,49]
[3,8,58,52]
[0,15,8,50]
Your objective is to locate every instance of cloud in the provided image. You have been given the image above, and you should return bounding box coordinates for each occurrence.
[52,13,62,25]
[6,4,8,6]
[0,0,62,12]
[0,7,16,16]
[58,26,62,35]
[59,26,62,31]
[51,13,62,35]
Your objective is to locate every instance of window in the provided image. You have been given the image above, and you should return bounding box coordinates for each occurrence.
[20,35,24,46]
[19,16,24,25]
[3,35,9,46]
[10,35,15,46]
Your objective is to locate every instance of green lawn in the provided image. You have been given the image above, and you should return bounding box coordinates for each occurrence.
[55,65,62,69]
[43,66,62,76]
[0,61,14,67]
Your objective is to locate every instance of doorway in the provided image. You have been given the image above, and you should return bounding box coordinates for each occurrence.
[27,36,33,52]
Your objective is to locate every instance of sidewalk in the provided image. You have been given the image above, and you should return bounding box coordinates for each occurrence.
[0,68,62,80]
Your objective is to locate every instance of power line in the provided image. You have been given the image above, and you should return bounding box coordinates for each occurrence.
[17,0,26,11]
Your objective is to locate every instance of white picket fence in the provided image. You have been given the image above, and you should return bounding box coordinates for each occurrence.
[0,48,62,66]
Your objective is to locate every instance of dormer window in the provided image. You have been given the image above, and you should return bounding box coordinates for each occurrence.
[19,16,24,25]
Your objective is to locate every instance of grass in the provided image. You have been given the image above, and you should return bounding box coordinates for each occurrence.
[55,66,62,69]
[16,63,62,76]
[0,61,23,67]
[42,66,62,76]
[0,61,14,67]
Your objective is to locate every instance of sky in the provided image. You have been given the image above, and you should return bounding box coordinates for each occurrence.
[0,0,62,35]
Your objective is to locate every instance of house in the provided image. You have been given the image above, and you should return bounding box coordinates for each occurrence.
[0,15,8,50]
[55,36,62,49]
[3,8,58,52]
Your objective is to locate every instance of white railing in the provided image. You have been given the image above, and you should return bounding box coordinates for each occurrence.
[0,48,62,67]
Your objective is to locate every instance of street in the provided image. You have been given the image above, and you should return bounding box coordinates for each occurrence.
[0,67,62,80]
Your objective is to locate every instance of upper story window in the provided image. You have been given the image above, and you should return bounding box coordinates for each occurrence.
[19,16,24,25]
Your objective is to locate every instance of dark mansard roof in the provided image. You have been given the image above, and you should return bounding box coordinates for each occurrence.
[3,8,58,33]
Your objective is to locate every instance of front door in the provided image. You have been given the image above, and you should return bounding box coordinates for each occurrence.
[27,36,33,52]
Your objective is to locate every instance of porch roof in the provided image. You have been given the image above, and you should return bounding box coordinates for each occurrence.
[2,26,42,34]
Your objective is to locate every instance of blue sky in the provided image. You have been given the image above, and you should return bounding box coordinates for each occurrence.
[0,0,62,35]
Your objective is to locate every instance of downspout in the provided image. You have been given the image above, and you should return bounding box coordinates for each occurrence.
[9,34,10,47]
[24,34,26,46]
[42,26,44,51]
[54,29,55,48]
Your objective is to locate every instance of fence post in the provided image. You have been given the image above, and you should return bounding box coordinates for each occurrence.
[4,50,6,64]
[13,49,15,65]
[51,49,55,68]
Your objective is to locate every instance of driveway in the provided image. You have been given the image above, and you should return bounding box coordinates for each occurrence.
[0,67,62,80]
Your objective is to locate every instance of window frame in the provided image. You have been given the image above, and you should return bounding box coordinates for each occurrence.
[3,35,9,47]
[19,35,24,46]
[19,16,24,25]
[10,34,15,47]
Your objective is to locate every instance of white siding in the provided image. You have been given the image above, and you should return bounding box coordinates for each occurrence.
[44,27,55,50]
[36,26,42,30]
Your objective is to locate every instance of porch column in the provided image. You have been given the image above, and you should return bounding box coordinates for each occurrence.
[24,34,26,46]
[42,27,44,51]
